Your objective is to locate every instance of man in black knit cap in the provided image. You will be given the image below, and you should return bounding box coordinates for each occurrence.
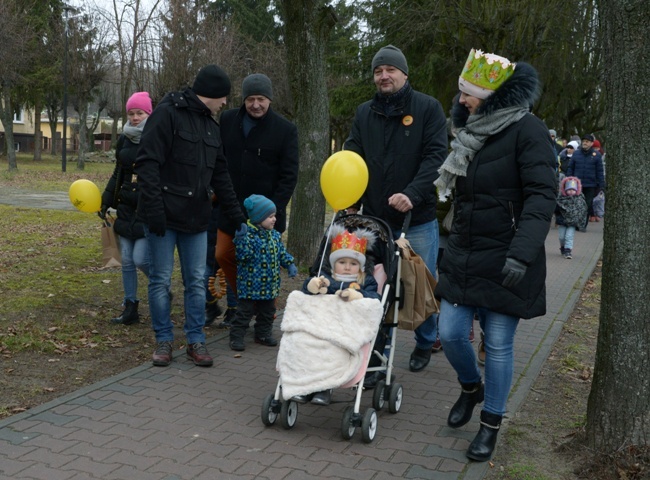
[136,64,246,368]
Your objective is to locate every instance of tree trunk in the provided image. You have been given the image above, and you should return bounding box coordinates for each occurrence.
[280,0,337,266]
[76,104,88,170]
[33,98,42,161]
[586,0,650,451]
[1,86,18,171]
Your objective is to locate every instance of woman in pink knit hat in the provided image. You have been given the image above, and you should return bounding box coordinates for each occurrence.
[99,92,153,325]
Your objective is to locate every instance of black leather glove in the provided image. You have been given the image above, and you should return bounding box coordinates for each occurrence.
[98,205,108,220]
[148,214,166,237]
[501,258,527,288]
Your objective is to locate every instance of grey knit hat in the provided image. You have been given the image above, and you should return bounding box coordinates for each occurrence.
[372,45,408,75]
[192,64,231,98]
[242,73,273,101]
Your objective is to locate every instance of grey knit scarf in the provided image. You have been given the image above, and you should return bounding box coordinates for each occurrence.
[122,118,147,144]
[435,106,528,199]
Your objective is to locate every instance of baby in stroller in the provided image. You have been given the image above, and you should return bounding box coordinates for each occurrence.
[276,225,383,406]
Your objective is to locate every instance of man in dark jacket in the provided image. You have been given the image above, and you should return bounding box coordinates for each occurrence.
[215,73,299,325]
[345,45,448,377]
[567,133,605,226]
[136,64,246,368]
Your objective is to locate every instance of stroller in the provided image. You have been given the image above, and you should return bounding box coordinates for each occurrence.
[260,212,409,443]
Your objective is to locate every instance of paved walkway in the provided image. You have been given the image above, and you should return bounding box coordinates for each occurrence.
[0,191,604,480]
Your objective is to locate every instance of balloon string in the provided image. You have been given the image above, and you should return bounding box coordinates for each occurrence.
[317,211,337,277]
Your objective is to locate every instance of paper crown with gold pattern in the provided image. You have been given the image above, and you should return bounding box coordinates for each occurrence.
[458,49,516,99]
[328,225,376,269]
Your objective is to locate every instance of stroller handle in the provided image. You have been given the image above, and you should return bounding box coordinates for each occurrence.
[400,211,412,238]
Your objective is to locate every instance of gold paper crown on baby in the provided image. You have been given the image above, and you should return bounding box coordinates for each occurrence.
[458,49,516,100]
[328,225,376,269]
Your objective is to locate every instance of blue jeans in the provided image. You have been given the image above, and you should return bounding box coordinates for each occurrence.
[120,236,150,303]
[393,219,439,350]
[558,225,576,250]
[438,299,519,416]
[146,227,207,344]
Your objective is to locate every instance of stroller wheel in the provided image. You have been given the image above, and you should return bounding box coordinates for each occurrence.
[341,406,356,440]
[280,400,298,429]
[261,394,278,426]
[372,379,386,411]
[388,383,403,413]
[361,408,378,443]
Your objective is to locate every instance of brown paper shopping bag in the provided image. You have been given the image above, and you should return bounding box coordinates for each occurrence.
[388,238,439,330]
[101,214,121,268]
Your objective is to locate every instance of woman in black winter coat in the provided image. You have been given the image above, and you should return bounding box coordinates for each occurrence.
[433,50,557,462]
[99,92,152,325]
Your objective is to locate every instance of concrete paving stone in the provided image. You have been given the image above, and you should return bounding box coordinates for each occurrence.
[438,456,469,473]
[60,428,119,447]
[104,464,183,480]
[100,435,157,455]
[103,449,164,469]
[62,418,117,435]
[0,458,36,477]
[0,426,41,445]
[406,465,461,480]
[12,463,77,480]
[148,458,212,479]
[318,463,375,480]
[18,434,78,454]
[59,456,120,477]
[184,451,247,473]
[60,442,121,462]
[102,382,144,396]
[29,412,80,427]
[272,454,329,476]
[0,441,37,460]
[356,456,411,476]
[100,422,161,442]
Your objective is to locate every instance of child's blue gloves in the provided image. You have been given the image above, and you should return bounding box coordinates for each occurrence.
[235,223,248,238]
[287,264,298,278]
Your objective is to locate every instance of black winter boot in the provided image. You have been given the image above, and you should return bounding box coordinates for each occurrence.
[466,410,502,461]
[447,381,484,428]
[111,300,140,325]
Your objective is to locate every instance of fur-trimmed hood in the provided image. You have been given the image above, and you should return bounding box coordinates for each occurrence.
[560,176,583,196]
[452,62,541,129]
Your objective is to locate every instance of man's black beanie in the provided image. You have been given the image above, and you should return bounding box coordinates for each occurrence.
[192,64,231,98]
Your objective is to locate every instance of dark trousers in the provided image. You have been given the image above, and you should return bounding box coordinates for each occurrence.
[582,186,597,227]
[230,298,276,340]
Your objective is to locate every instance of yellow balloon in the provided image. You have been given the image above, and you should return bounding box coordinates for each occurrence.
[69,179,102,213]
[320,150,368,211]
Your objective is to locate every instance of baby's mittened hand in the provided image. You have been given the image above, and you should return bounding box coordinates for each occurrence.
[307,276,326,294]
[339,288,364,302]
[317,276,330,293]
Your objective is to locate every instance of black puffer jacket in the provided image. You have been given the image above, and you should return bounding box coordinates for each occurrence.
[217,105,299,235]
[345,83,448,230]
[101,134,146,240]
[135,88,244,233]
[436,63,557,319]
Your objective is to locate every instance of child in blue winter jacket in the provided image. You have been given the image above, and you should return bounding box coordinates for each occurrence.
[555,176,588,260]
[230,195,297,351]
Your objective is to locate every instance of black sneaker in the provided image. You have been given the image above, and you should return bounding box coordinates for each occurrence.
[152,341,173,367]
[229,338,245,351]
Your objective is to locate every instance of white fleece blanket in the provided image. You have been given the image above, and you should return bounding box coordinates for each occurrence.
[277,290,383,400]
